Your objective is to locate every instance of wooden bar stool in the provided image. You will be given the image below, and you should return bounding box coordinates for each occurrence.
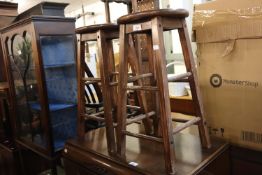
[76,0,153,156]
[76,24,120,155]
[116,9,211,174]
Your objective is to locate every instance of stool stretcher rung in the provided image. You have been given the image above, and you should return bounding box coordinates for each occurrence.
[109,81,118,86]
[172,118,197,123]
[128,73,153,82]
[82,112,105,122]
[168,72,192,82]
[89,111,104,117]
[84,115,105,122]
[126,111,155,125]
[126,105,141,110]
[83,77,101,82]
[85,81,101,85]
[172,79,189,83]
[126,85,158,91]
[111,72,134,76]
[111,72,119,75]
[173,117,201,134]
[123,131,163,143]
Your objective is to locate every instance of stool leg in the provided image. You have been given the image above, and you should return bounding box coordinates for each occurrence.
[117,24,129,157]
[178,20,211,149]
[127,34,152,135]
[152,17,176,175]
[77,36,86,139]
[146,33,160,136]
[97,30,116,155]
[106,36,118,121]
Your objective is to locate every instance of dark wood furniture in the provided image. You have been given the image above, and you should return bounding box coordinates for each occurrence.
[231,146,262,175]
[0,82,12,141]
[116,9,211,174]
[0,1,18,82]
[0,140,21,175]
[0,1,17,28]
[170,96,195,116]
[0,141,56,175]
[63,124,230,175]
[0,0,18,143]
[0,4,20,175]
[14,2,68,22]
[131,0,159,12]
[0,83,20,175]
[0,2,77,174]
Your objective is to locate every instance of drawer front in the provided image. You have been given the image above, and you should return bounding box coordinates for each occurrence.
[0,144,18,175]
[63,145,150,175]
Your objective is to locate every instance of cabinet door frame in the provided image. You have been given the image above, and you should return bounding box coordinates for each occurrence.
[1,21,52,156]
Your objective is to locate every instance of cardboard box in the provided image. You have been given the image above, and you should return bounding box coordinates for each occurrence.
[193,0,262,151]
[194,0,262,11]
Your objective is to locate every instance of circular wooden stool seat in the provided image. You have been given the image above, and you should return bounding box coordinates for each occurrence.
[117,9,189,24]
[76,23,118,34]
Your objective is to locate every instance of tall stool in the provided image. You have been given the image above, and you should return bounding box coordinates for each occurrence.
[76,24,120,155]
[116,9,211,174]
[76,0,152,155]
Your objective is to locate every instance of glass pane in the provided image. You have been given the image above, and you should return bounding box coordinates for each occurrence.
[40,35,77,152]
[8,34,46,148]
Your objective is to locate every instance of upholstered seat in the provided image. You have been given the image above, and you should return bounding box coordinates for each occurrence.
[117,9,189,24]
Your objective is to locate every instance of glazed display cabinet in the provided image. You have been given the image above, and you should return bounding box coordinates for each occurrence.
[1,15,78,157]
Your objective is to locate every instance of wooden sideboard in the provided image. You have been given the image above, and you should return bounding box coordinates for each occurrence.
[0,140,20,175]
[170,96,195,115]
[63,124,230,175]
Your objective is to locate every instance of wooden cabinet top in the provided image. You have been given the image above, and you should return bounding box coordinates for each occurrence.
[0,1,18,28]
[0,1,17,16]
[65,124,229,175]
[15,2,69,22]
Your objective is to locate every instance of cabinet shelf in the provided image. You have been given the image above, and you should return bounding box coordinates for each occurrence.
[29,102,77,152]
[14,80,37,86]
[30,103,76,112]
[44,62,75,69]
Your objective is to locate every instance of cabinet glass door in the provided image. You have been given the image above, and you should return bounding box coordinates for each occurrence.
[40,35,77,151]
[6,33,47,148]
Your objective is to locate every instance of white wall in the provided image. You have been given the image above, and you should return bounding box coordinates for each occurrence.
[168,0,204,56]
[65,0,128,28]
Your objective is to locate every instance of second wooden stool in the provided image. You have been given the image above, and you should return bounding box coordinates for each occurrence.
[116,9,211,174]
